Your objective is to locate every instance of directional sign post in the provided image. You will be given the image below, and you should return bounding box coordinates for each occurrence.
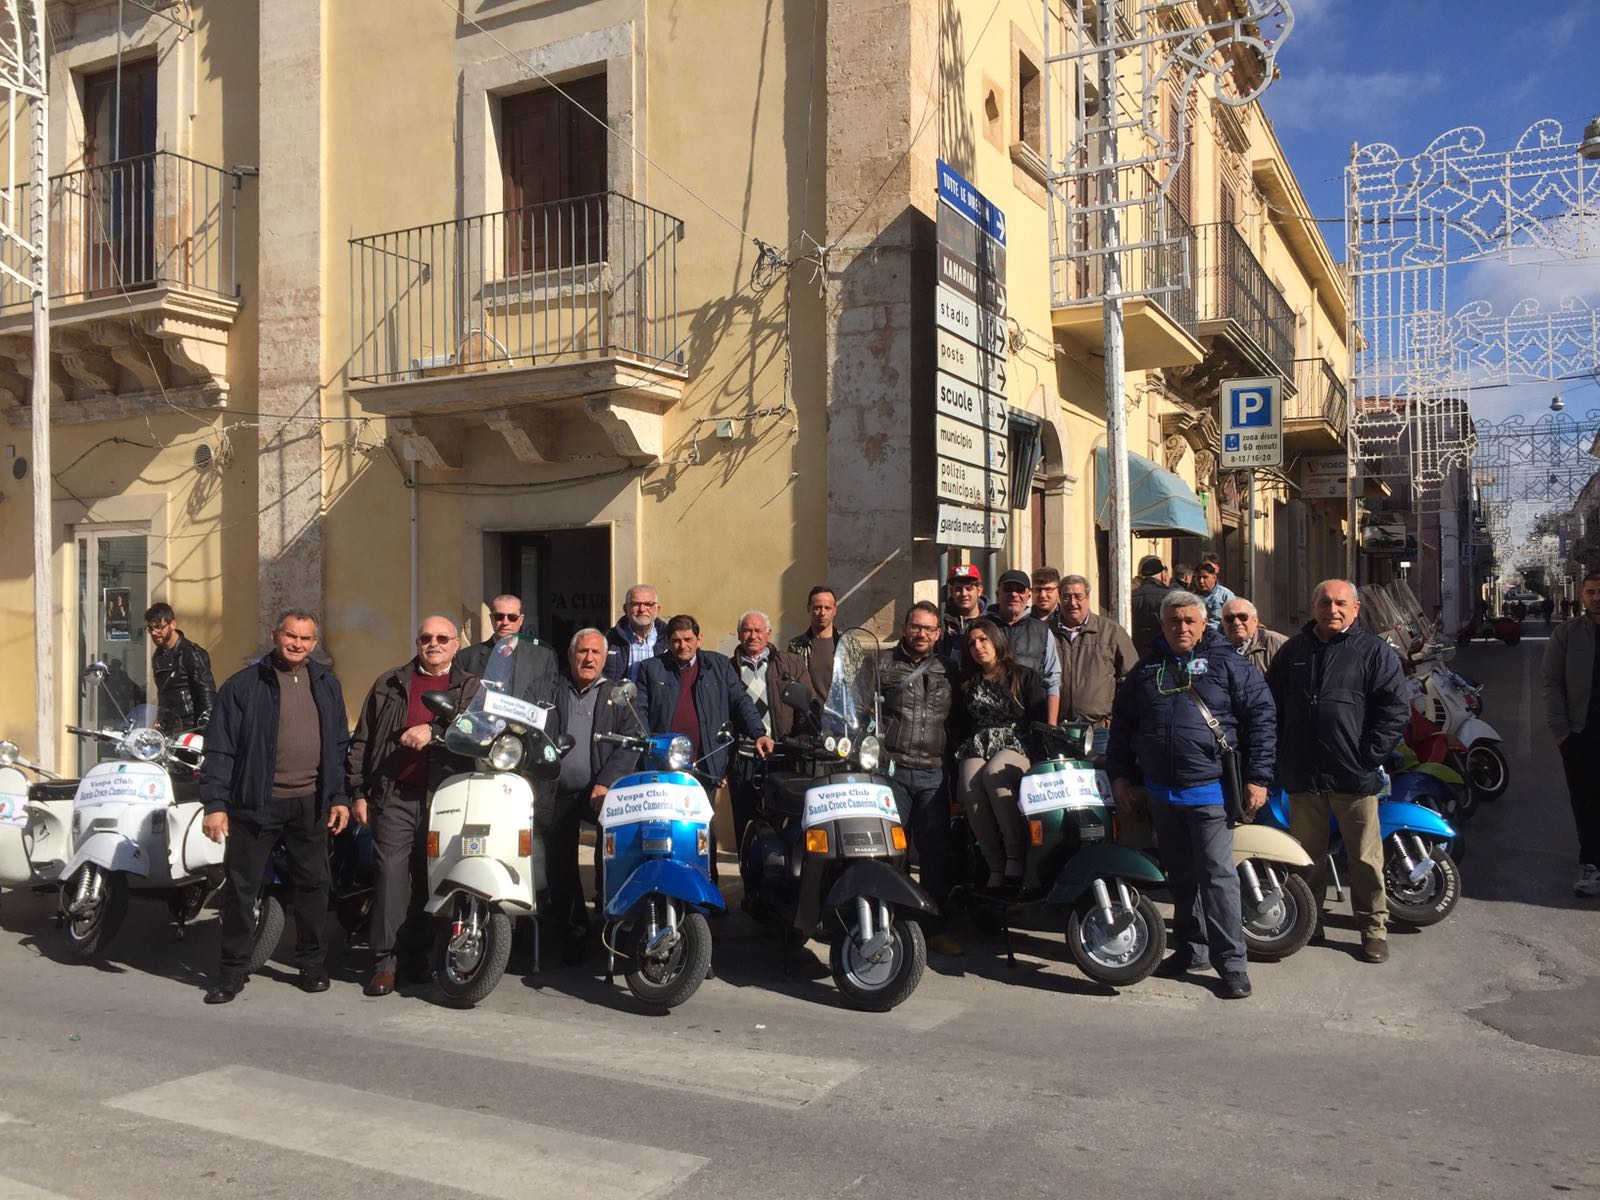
[932,159,1009,573]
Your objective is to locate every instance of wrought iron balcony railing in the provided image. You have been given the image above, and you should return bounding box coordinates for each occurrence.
[1289,356,1349,434]
[349,192,684,386]
[0,151,239,312]
[1194,221,1296,378]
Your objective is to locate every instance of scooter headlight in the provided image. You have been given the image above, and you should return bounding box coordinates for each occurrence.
[126,727,167,762]
[487,733,525,772]
[665,735,693,771]
[856,735,881,771]
[0,740,17,766]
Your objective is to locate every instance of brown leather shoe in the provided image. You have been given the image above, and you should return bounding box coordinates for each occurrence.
[363,970,396,997]
[1360,936,1389,963]
[927,932,965,957]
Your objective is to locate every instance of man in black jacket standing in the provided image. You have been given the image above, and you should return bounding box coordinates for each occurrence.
[1129,556,1171,656]
[145,602,216,733]
[198,609,349,1004]
[459,593,559,704]
[1266,579,1410,964]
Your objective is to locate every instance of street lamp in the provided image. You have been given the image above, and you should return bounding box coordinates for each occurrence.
[1551,394,1565,413]
[1581,116,1600,161]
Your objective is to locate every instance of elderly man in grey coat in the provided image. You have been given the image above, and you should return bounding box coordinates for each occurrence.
[1221,597,1287,678]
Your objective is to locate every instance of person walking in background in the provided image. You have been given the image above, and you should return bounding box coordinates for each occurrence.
[145,602,216,734]
[198,609,349,1004]
[1541,570,1600,898]
[1267,580,1410,962]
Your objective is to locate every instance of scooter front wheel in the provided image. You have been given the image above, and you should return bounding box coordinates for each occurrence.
[1385,840,1460,927]
[433,896,512,1008]
[624,905,712,1009]
[830,911,926,1012]
[246,893,286,974]
[1241,866,1316,962]
[1065,886,1164,986]
[61,866,128,959]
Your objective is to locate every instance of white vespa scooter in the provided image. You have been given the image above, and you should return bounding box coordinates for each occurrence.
[0,738,75,895]
[56,701,217,958]
[418,636,570,1007]
[1410,653,1508,801]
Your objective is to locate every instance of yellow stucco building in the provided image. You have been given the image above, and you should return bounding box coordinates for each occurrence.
[0,0,1348,771]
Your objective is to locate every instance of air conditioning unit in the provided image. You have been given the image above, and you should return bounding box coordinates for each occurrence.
[407,353,457,380]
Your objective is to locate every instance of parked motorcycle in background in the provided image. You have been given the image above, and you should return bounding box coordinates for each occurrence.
[0,738,75,896]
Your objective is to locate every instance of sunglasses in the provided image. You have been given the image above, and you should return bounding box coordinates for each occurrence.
[490,611,522,622]
[417,634,455,645]
[1224,614,1252,623]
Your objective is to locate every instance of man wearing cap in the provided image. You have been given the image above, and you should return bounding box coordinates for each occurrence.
[987,569,1062,726]
[1131,555,1172,656]
[939,563,988,666]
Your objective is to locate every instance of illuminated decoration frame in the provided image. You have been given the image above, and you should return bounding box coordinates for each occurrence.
[1470,408,1600,550]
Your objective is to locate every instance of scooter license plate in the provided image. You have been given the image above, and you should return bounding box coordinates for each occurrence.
[462,836,488,857]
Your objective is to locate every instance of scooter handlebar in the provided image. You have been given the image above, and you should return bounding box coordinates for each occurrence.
[594,731,649,751]
[65,724,121,744]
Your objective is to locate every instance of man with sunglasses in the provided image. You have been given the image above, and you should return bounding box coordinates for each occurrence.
[144,602,215,734]
[460,594,558,705]
[347,615,476,997]
[1220,597,1286,678]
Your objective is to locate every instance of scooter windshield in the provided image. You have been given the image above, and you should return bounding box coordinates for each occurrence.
[443,635,518,755]
[819,628,880,742]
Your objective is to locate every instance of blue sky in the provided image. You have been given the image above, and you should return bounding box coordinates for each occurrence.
[1264,0,1599,421]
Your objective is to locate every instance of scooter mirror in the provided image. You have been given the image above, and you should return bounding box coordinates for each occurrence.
[780,681,812,712]
[84,661,109,679]
[715,722,733,745]
[609,679,637,705]
[421,690,456,720]
[554,733,576,754]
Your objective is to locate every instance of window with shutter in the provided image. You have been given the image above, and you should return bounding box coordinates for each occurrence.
[82,59,157,297]
[500,74,608,274]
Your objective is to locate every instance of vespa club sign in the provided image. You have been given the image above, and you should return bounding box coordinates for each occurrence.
[1017,767,1110,816]
[802,782,901,828]
[599,777,714,828]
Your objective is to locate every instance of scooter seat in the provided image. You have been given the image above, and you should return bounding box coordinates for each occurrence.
[28,779,78,804]
[764,773,811,820]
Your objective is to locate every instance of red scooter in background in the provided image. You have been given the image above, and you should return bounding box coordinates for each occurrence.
[1454,613,1521,647]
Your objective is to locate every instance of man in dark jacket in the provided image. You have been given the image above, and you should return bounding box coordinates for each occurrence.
[636,615,773,880]
[1108,590,1276,999]
[145,602,215,733]
[347,615,476,997]
[879,600,960,955]
[604,584,670,682]
[545,627,641,961]
[198,609,349,1004]
[1266,579,1410,963]
[459,593,558,704]
[730,610,813,848]
[986,570,1062,724]
[1129,556,1171,656]
[938,563,987,664]
[788,585,840,698]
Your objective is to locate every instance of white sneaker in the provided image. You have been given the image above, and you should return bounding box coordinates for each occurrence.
[1575,863,1600,897]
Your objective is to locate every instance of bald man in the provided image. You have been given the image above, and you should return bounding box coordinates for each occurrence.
[460,593,559,705]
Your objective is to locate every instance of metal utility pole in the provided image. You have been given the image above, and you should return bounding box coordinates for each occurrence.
[0,1,53,768]
[1097,0,1131,629]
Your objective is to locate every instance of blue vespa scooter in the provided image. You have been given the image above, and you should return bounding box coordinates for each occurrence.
[1262,775,1460,927]
[591,681,724,1009]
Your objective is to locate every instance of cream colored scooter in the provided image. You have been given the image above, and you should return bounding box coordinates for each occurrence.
[0,739,75,894]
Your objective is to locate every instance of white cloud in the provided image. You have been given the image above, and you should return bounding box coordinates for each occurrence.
[1265,66,1444,133]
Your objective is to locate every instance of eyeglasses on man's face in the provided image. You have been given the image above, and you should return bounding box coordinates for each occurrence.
[490,610,521,623]
[1223,613,1252,624]
[417,633,456,645]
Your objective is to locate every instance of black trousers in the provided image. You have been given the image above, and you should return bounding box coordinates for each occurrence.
[1559,733,1600,864]
[369,788,431,973]
[727,754,765,854]
[217,792,328,974]
[543,790,594,936]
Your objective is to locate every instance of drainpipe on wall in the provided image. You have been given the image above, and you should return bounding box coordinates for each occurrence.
[409,456,419,637]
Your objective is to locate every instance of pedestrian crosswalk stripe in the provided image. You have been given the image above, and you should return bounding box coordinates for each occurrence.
[106,1065,706,1200]
[370,1007,861,1108]
[0,1177,79,1200]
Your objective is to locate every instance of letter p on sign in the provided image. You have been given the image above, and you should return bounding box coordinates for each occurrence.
[1232,387,1271,428]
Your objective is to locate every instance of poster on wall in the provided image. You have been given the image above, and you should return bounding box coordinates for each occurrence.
[103,587,132,642]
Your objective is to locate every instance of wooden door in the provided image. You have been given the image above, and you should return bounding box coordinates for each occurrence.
[82,60,158,296]
[501,75,608,273]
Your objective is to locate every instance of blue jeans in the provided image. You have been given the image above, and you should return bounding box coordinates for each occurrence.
[1148,795,1246,972]
[891,766,950,921]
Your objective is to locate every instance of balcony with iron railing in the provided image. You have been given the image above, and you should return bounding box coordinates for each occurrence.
[1048,173,1204,371]
[0,151,241,419]
[1193,221,1297,381]
[1286,355,1349,448]
[348,192,687,466]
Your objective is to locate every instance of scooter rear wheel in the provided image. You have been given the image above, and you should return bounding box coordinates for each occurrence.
[1241,866,1316,962]
[1463,741,1509,801]
[61,866,128,959]
[246,893,286,974]
[1065,887,1164,986]
[434,897,512,1008]
[624,906,712,1009]
[830,913,926,1012]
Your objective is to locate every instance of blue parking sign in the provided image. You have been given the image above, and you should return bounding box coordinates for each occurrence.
[1219,376,1284,469]
[1231,387,1273,428]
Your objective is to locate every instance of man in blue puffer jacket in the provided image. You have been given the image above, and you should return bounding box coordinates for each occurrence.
[1108,589,1277,999]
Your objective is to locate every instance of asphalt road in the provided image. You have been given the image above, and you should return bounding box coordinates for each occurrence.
[0,635,1596,1200]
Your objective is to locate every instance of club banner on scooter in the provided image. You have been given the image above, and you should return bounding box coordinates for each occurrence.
[802,782,900,828]
[479,690,549,730]
[1017,767,1110,815]
[599,779,713,828]
[74,762,171,807]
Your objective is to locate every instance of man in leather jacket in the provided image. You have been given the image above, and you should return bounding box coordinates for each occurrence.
[144,603,215,733]
[879,600,961,956]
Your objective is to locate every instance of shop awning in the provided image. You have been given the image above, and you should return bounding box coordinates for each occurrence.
[1093,448,1210,538]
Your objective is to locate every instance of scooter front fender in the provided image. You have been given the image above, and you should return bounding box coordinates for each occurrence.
[604,857,725,919]
[1047,843,1164,907]
[0,823,31,886]
[61,831,149,879]
[1230,823,1314,868]
[823,859,936,914]
[1379,799,1456,841]
[1456,718,1500,748]
[424,857,534,916]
